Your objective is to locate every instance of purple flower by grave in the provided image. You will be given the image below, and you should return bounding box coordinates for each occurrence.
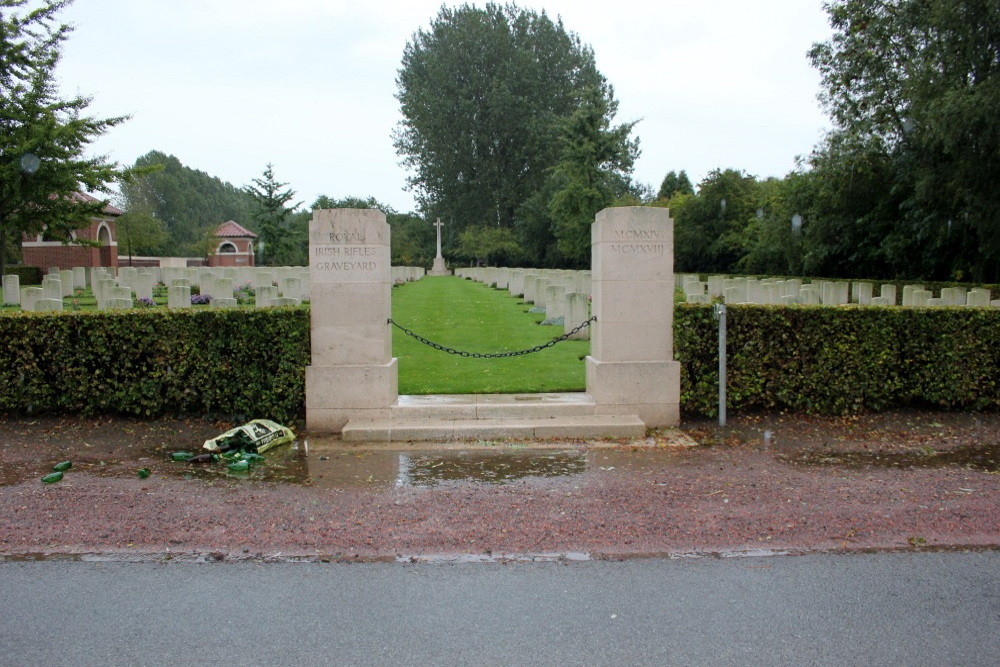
[137,297,155,308]
[191,294,211,305]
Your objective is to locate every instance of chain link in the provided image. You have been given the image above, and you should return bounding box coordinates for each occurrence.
[388,316,596,359]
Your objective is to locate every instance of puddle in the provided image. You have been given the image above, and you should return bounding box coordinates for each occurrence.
[1,443,694,488]
[397,450,586,486]
[782,442,1000,472]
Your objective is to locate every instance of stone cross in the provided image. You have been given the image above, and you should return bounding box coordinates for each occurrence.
[433,218,444,258]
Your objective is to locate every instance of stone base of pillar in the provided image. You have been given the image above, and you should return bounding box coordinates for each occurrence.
[305,359,398,431]
[428,256,451,276]
[585,357,680,427]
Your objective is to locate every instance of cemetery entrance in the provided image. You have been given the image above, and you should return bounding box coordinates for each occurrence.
[305,208,680,441]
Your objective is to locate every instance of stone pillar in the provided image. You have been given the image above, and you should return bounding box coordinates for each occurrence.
[586,207,680,427]
[306,209,397,432]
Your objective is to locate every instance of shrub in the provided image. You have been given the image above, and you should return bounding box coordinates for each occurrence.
[0,307,310,423]
[1,302,998,423]
[675,304,1000,416]
[4,266,43,285]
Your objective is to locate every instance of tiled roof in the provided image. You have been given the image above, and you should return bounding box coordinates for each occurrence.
[64,191,123,216]
[215,220,257,238]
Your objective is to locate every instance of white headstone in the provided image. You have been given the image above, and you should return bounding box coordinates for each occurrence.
[168,285,191,309]
[20,286,43,311]
[3,275,20,306]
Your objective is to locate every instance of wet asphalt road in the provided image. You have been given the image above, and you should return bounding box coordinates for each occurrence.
[2,551,998,665]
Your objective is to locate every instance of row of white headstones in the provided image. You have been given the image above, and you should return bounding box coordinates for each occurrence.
[681,275,1000,308]
[454,267,593,340]
[1,266,312,312]
[449,267,1000,335]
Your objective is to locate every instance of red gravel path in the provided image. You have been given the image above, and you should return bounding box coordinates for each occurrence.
[1,412,998,561]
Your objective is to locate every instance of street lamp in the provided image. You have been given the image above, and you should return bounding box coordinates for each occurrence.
[19,153,40,175]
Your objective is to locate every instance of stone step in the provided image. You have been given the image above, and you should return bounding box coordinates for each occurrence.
[391,393,599,420]
[342,415,646,442]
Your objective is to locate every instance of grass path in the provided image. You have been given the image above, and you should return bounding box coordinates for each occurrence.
[392,276,589,394]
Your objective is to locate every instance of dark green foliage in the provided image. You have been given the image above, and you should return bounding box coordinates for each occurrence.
[118,151,257,256]
[671,169,762,274]
[806,0,1000,281]
[4,265,41,285]
[0,0,130,277]
[246,164,303,266]
[394,3,638,265]
[455,225,523,267]
[395,3,606,230]
[4,301,999,422]
[0,307,309,423]
[657,170,694,200]
[675,304,1000,416]
[547,84,639,267]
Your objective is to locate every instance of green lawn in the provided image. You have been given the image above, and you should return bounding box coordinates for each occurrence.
[392,276,589,394]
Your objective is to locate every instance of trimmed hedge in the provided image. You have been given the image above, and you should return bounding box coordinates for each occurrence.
[675,304,1000,416]
[1,303,998,422]
[4,266,43,286]
[0,307,309,423]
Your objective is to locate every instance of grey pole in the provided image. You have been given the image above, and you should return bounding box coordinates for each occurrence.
[715,303,727,427]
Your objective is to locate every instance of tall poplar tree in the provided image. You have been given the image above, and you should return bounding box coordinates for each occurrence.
[394,3,634,244]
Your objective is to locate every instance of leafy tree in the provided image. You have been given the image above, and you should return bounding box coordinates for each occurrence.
[657,170,694,200]
[245,163,302,266]
[809,0,1000,280]
[115,209,169,263]
[311,194,388,211]
[547,84,640,267]
[118,151,256,255]
[394,3,627,240]
[672,169,760,273]
[456,225,522,266]
[0,0,130,276]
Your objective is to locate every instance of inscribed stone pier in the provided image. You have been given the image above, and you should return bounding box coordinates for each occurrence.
[306,209,397,431]
[586,207,680,427]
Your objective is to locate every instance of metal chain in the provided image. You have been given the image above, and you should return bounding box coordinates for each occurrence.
[387,316,596,359]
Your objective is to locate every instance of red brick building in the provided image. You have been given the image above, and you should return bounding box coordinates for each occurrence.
[21,193,121,273]
[207,220,256,268]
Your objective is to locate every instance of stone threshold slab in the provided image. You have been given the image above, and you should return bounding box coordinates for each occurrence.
[342,414,645,443]
[392,393,598,420]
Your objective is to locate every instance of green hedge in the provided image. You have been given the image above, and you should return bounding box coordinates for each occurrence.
[2,303,998,423]
[675,304,1000,416]
[4,266,43,285]
[0,307,309,422]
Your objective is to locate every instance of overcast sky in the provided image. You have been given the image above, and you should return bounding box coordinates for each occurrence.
[55,0,835,214]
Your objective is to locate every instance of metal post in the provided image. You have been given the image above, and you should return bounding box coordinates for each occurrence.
[715,303,727,427]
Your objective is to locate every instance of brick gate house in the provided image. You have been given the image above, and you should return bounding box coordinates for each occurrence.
[208,220,256,268]
[21,192,121,273]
